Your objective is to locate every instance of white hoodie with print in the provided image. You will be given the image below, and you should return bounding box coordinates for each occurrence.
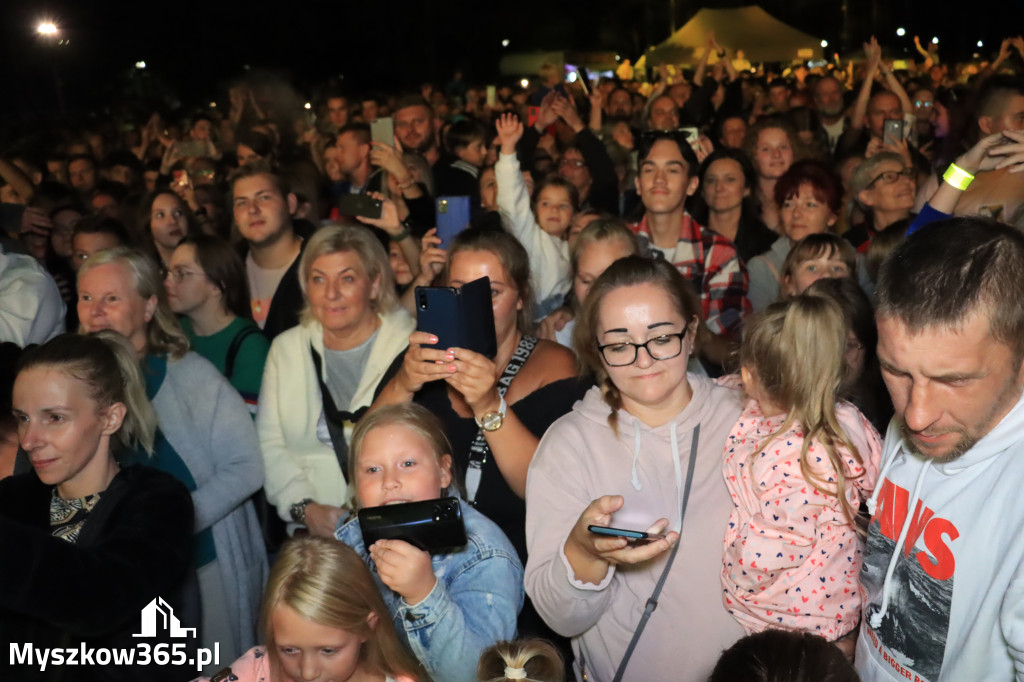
[856,391,1024,682]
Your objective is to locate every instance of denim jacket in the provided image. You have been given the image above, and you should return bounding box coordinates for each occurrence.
[335,502,524,682]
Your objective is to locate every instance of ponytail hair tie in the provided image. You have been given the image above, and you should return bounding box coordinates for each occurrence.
[505,666,528,679]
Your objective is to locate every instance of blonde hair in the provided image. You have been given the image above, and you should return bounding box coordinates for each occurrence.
[298,224,398,326]
[18,331,157,455]
[573,256,702,435]
[78,247,190,360]
[569,219,640,278]
[262,536,426,681]
[477,639,565,682]
[740,295,865,531]
[349,403,461,510]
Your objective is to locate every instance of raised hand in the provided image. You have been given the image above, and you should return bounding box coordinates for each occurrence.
[495,113,524,154]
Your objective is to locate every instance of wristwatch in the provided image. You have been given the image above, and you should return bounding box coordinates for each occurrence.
[290,498,314,525]
[475,395,507,432]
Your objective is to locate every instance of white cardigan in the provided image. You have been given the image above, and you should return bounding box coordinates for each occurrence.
[256,307,415,521]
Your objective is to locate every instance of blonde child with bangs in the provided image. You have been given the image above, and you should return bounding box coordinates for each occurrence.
[721,295,882,643]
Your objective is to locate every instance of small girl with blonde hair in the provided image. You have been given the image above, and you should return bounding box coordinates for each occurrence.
[477,639,565,682]
[778,233,858,298]
[721,295,882,642]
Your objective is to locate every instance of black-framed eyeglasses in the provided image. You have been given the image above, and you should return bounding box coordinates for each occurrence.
[867,167,914,189]
[597,331,688,366]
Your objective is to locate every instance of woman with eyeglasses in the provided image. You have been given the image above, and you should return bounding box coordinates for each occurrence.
[165,234,270,412]
[525,255,746,682]
[846,152,916,252]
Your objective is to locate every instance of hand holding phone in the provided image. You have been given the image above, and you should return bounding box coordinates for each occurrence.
[883,119,905,147]
[338,194,383,220]
[588,525,667,544]
[415,276,497,358]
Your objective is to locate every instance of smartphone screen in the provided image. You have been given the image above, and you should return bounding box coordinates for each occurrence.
[486,85,497,107]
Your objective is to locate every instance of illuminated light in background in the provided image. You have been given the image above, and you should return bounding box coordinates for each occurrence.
[209,102,217,108]
[37,21,58,35]
[501,39,510,47]
[520,78,529,88]
[821,39,828,48]
[567,71,578,83]
[135,61,146,69]
[304,102,312,109]
[932,36,939,44]
[977,40,984,47]
[896,28,906,37]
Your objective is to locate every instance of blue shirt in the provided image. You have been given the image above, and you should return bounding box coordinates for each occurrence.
[336,501,523,682]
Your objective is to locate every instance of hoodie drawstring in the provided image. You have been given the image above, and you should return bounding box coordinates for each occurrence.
[670,422,684,528]
[866,444,899,517]
[869,457,933,629]
[631,427,643,491]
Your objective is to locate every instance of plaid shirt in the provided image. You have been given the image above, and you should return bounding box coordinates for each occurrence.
[631,213,750,335]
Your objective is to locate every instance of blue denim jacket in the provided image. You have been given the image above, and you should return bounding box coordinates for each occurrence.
[336,502,524,682]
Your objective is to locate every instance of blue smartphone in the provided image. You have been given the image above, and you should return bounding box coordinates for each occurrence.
[588,525,666,542]
[435,196,472,250]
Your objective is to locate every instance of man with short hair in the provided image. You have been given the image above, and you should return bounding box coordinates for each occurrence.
[231,166,308,340]
[645,94,680,132]
[630,132,748,363]
[813,75,847,153]
[856,217,1024,682]
[767,80,791,114]
[67,154,98,197]
[335,123,375,194]
[393,95,439,167]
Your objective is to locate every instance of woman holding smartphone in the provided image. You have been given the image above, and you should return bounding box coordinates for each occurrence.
[372,225,581,562]
[525,256,745,682]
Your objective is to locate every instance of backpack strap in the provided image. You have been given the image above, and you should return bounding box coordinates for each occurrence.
[224,324,260,380]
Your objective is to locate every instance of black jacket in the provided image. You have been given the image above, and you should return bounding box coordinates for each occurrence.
[0,465,197,682]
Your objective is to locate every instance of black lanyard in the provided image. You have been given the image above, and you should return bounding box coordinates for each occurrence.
[309,344,370,484]
[464,335,537,505]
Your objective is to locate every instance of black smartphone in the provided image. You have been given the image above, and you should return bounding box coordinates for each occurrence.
[370,117,394,146]
[415,276,497,358]
[588,524,667,543]
[338,194,383,220]
[883,119,905,147]
[435,196,472,250]
[359,497,467,554]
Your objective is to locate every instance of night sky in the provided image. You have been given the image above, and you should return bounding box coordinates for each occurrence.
[2,0,1021,118]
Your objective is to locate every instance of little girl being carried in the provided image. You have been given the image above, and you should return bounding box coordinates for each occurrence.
[721,294,882,641]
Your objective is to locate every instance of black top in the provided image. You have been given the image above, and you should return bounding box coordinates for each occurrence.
[0,465,198,682]
[376,352,590,562]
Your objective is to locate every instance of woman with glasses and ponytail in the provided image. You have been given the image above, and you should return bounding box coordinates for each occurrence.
[525,256,745,682]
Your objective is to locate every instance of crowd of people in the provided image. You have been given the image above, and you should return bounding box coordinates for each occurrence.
[1,29,1024,682]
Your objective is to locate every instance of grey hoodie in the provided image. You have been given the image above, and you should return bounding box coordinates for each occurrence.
[525,376,745,681]
[855,391,1024,682]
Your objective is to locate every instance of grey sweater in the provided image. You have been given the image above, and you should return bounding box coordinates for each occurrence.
[153,352,268,653]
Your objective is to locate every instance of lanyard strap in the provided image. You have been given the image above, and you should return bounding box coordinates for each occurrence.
[609,424,701,682]
[465,335,537,504]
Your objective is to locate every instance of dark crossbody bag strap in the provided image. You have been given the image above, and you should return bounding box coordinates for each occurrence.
[223,325,260,380]
[611,424,701,682]
[309,345,369,484]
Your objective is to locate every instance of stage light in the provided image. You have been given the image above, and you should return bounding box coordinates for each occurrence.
[520,78,529,88]
[135,61,146,69]
[821,40,828,48]
[977,40,984,47]
[896,28,906,37]
[37,21,58,36]
[304,102,312,109]
[501,39,510,47]
[932,37,939,44]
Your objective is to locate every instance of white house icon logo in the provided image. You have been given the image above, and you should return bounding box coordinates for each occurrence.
[132,597,197,638]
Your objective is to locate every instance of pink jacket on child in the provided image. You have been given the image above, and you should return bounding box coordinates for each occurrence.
[192,646,416,682]
[721,399,882,640]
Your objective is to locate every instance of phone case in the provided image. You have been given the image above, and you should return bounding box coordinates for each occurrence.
[370,118,394,146]
[435,196,472,250]
[415,276,497,357]
[359,497,468,554]
[588,524,649,540]
[338,194,383,219]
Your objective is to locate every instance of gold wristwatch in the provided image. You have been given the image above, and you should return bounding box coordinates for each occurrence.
[475,395,507,432]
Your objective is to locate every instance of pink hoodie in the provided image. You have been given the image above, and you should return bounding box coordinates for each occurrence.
[721,399,882,640]
[525,376,746,682]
